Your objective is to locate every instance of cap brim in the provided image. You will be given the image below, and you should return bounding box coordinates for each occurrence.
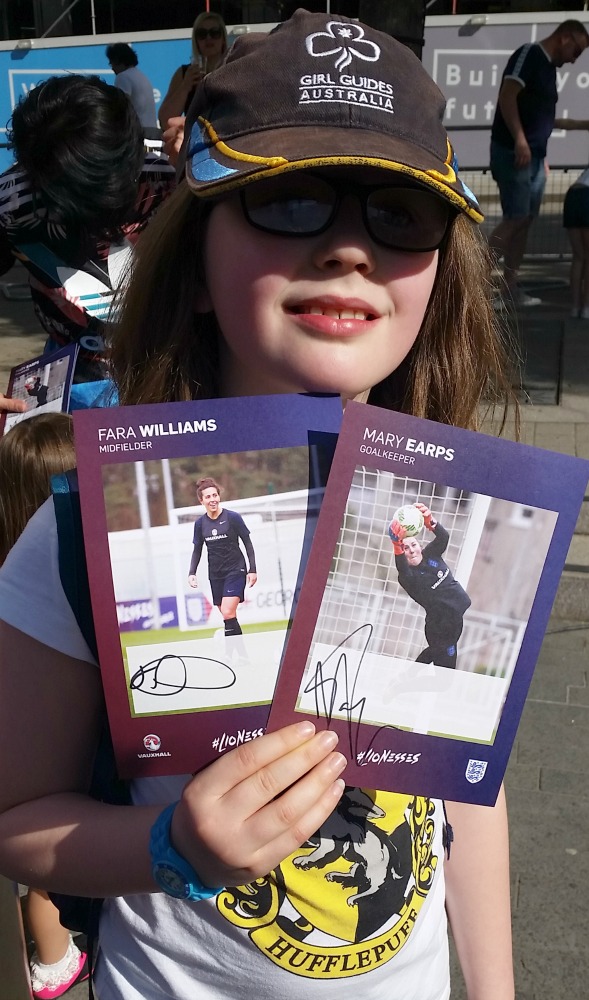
[186,118,483,223]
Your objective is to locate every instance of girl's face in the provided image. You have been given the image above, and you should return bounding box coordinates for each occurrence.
[202,169,440,400]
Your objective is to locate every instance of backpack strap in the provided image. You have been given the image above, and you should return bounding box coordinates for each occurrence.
[51,468,131,809]
[442,800,454,859]
[51,469,97,660]
[50,470,130,998]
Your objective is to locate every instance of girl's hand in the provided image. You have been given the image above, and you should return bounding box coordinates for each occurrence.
[246,572,257,588]
[188,574,198,589]
[170,722,346,888]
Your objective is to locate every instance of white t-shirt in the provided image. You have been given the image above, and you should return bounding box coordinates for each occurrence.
[115,66,157,128]
[0,501,450,1000]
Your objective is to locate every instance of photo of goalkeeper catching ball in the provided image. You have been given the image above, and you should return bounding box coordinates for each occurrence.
[388,502,472,670]
[273,464,561,751]
[268,403,587,801]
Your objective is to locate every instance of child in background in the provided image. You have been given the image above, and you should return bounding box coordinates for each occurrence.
[0,75,175,407]
[0,413,88,998]
[0,12,517,1000]
[0,412,75,565]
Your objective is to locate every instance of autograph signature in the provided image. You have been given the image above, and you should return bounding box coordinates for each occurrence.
[129,654,236,697]
[303,624,405,766]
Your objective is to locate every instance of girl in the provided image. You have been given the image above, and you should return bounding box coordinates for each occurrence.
[0,413,89,998]
[0,413,75,567]
[158,11,228,130]
[0,12,516,1000]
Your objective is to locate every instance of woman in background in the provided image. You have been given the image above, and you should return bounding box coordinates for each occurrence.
[158,11,227,130]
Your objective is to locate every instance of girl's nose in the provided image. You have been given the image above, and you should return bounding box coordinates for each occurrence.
[312,195,376,275]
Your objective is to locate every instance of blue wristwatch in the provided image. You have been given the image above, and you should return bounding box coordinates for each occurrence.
[149,802,222,901]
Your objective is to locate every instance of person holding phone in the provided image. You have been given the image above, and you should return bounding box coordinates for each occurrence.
[158,12,227,130]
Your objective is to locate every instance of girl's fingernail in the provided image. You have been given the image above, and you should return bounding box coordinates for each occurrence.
[316,729,338,750]
[327,752,347,774]
[295,721,316,738]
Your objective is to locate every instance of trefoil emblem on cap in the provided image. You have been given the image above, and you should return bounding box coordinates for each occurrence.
[306,21,380,72]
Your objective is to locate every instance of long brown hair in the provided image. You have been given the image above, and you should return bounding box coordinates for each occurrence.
[0,413,75,566]
[110,181,518,430]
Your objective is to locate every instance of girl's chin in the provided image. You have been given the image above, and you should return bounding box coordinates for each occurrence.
[297,376,372,398]
[222,356,374,399]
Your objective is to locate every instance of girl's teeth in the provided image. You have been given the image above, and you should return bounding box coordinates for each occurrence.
[306,307,368,319]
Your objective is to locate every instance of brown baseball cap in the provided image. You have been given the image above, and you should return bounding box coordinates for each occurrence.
[184,8,482,222]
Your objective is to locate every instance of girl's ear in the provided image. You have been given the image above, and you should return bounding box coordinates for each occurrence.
[194,283,213,313]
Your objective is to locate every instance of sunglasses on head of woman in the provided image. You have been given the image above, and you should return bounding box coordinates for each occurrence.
[239,173,454,252]
[196,27,223,40]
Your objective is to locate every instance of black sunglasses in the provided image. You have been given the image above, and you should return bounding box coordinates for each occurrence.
[240,173,453,252]
[196,27,223,40]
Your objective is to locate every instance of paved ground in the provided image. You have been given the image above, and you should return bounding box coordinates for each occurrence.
[1,260,588,998]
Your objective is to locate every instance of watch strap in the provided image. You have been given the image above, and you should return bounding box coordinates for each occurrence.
[149,801,222,901]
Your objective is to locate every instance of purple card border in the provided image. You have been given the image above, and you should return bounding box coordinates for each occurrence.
[74,394,342,779]
[268,402,589,805]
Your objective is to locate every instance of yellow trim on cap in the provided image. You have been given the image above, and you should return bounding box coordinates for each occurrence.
[199,117,289,168]
[193,121,483,223]
[426,139,458,185]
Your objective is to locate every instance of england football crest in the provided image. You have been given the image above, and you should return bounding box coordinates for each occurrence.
[465,759,488,784]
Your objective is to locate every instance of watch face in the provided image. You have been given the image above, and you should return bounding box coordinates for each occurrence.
[153,862,190,899]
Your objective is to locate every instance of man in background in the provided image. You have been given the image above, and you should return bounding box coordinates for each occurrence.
[106,42,157,130]
[489,19,589,307]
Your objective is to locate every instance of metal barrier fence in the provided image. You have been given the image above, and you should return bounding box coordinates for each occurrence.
[459,166,585,262]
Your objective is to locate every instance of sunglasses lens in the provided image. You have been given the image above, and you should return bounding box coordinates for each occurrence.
[197,28,222,39]
[242,175,451,250]
[243,176,335,235]
[366,188,450,250]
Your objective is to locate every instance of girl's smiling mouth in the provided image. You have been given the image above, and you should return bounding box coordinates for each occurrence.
[285,297,380,333]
